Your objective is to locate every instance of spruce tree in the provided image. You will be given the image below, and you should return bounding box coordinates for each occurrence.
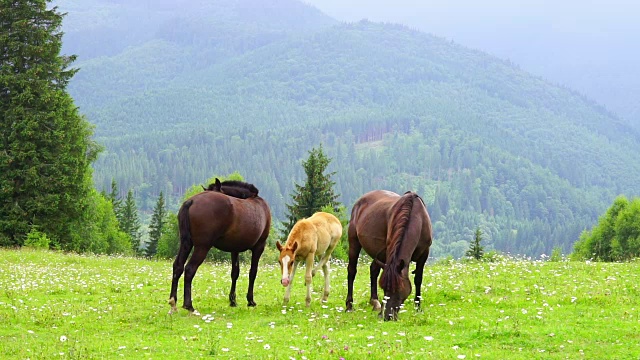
[121,189,141,254]
[0,0,100,247]
[107,178,124,224]
[146,191,166,257]
[466,227,485,260]
[283,145,340,236]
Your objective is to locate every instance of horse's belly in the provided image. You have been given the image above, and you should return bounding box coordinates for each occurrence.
[214,221,268,252]
[358,234,387,261]
[212,232,261,252]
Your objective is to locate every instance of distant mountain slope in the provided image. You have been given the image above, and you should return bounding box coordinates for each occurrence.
[58,0,336,59]
[56,2,640,257]
[59,0,336,106]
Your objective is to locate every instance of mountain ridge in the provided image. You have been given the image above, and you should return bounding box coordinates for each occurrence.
[55,1,640,257]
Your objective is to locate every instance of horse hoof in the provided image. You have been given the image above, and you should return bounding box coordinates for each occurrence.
[168,303,178,315]
[371,299,382,312]
[248,301,256,307]
[230,301,237,307]
[191,310,201,316]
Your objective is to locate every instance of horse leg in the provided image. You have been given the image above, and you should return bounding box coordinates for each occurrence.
[345,226,361,312]
[312,241,338,276]
[413,255,429,310]
[246,241,266,307]
[283,261,298,305]
[321,261,330,302]
[229,252,240,307]
[369,260,382,311]
[182,246,209,315]
[304,253,315,307]
[168,240,192,314]
[311,253,326,277]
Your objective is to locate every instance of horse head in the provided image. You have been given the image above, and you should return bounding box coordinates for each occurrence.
[276,241,298,287]
[380,259,412,320]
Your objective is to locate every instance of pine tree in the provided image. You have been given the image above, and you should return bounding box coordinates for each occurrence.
[146,191,166,257]
[107,178,124,224]
[0,0,100,247]
[466,227,485,260]
[283,145,340,236]
[120,189,141,254]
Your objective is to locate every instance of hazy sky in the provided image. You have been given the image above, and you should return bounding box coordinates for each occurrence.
[302,0,638,46]
[303,0,640,121]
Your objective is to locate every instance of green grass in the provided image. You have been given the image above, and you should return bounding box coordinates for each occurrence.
[1,249,639,359]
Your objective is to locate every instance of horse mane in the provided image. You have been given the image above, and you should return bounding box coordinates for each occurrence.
[379,191,418,293]
[220,180,259,196]
[204,179,259,198]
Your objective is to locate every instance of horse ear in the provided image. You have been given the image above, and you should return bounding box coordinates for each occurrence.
[213,178,222,192]
[276,241,283,252]
[292,242,298,252]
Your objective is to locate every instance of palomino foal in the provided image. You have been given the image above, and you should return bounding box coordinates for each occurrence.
[276,212,342,307]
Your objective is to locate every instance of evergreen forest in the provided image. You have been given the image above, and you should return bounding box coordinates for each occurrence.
[50,0,640,258]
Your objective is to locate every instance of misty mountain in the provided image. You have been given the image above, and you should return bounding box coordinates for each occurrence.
[55,0,640,258]
[304,0,640,129]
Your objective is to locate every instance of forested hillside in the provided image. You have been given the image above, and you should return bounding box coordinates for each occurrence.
[56,0,640,258]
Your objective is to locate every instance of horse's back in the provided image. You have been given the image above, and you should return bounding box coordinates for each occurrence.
[187,191,271,251]
[310,212,342,239]
[308,212,342,254]
[349,191,400,259]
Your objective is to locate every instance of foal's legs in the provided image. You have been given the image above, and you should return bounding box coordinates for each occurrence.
[312,241,338,277]
[321,260,331,302]
[369,260,382,311]
[304,253,315,307]
[182,246,210,314]
[229,252,240,307]
[345,226,361,312]
[168,240,193,314]
[246,240,266,307]
[283,261,298,305]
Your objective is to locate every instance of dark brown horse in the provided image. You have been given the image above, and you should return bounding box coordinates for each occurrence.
[169,180,271,315]
[345,190,432,320]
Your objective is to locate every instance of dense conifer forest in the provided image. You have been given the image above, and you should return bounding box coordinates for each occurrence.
[54,0,640,258]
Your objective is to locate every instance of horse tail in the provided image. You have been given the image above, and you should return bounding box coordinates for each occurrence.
[169,199,195,308]
[178,199,194,251]
[380,192,417,293]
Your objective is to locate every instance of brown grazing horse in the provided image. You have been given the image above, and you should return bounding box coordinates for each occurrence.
[169,180,271,315]
[345,190,432,320]
[276,212,342,307]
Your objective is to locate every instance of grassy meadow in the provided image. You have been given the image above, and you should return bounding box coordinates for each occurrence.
[1,248,639,359]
